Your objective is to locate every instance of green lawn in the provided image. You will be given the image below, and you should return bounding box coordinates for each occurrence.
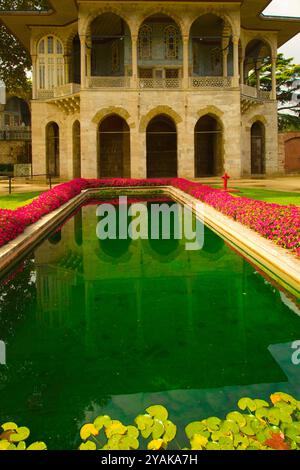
[0,192,42,210]
[234,187,300,206]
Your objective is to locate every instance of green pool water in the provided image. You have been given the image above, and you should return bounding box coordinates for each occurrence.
[0,199,300,449]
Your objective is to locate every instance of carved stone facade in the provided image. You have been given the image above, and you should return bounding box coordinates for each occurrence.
[3,1,297,179]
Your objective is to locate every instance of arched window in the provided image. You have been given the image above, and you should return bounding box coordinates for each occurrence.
[111,41,120,73]
[138,24,152,59]
[165,25,179,59]
[37,36,65,90]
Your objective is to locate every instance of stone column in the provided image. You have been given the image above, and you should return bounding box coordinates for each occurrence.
[239,55,244,85]
[271,56,277,100]
[64,54,71,84]
[233,36,239,86]
[31,54,37,99]
[183,35,189,89]
[255,61,261,92]
[86,36,92,81]
[131,34,138,88]
[80,35,87,88]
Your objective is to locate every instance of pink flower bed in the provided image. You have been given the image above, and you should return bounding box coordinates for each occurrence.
[0,178,299,256]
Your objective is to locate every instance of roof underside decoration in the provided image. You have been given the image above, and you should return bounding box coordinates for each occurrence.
[0,0,300,50]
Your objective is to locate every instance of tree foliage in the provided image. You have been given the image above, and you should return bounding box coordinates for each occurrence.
[0,0,49,92]
[248,53,300,131]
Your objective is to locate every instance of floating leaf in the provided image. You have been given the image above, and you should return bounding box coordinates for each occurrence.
[146,405,168,422]
[152,419,165,439]
[79,441,97,451]
[148,439,165,450]
[26,441,47,451]
[206,417,221,432]
[105,421,127,439]
[185,421,207,439]
[206,442,221,450]
[234,434,249,450]
[10,427,30,443]
[93,415,111,431]
[80,424,99,441]
[1,422,18,432]
[254,399,269,409]
[220,420,239,435]
[226,411,246,428]
[127,426,139,439]
[164,421,177,443]
[135,414,153,431]
[0,440,11,450]
[190,434,208,450]
[17,442,26,450]
[270,393,297,406]
[119,436,139,450]
[238,397,256,412]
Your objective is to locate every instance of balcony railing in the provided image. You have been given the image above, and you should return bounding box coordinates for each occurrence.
[0,127,31,141]
[241,84,272,100]
[53,83,81,98]
[37,89,55,100]
[89,76,131,88]
[190,76,234,88]
[138,78,182,89]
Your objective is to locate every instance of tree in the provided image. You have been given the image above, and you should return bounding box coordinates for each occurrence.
[248,53,300,131]
[0,0,49,92]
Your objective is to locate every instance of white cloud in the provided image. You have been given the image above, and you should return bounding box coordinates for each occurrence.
[263,0,300,63]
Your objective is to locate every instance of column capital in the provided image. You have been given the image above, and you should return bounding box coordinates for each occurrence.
[232,35,240,45]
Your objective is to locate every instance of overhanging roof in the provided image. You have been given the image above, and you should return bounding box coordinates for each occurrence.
[0,0,300,51]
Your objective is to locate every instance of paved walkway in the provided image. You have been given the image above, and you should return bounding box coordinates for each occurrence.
[0,175,299,194]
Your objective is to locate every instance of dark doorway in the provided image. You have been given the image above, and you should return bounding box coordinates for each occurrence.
[251,122,265,175]
[98,115,130,177]
[146,114,177,178]
[46,122,59,177]
[195,115,223,176]
[73,120,81,178]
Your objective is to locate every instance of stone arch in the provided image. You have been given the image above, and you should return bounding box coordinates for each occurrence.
[81,7,133,38]
[244,36,274,58]
[139,106,182,133]
[65,25,81,55]
[137,7,184,34]
[196,106,225,122]
[248,114,268,128]
[194,113,224,177]
[188,9,235,37]
[251,120,266,175]
[92,107,135,129]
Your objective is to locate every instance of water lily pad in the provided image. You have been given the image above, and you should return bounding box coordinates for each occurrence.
[127,425,139,439]
[220,420,239,435]
[135,414,153,431]
[105,421,127,439]
[238,397,256,412]
[152,419,165,439]
[148,439,165,450]
[79,441,97,450]
[206,417,221,432]
[254,399,269,409]
[226,412,246,428]
[27,442,47,451]
[17,442,26,450]
[10,427,30,443]
[0,440,11,450]
[80,423,99,441]
[185,421,208,439]
[93,415,111,431]
[119,436,139,450]
[164,421,177,443]
[1,422,18,432]
[190,434,208,450]
[206,442,221,450]
[146,405,168,422]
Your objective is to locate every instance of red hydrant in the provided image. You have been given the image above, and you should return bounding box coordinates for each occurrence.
[222,173,230,191]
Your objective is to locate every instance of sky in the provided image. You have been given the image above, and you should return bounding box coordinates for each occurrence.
[263,0,300,62]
